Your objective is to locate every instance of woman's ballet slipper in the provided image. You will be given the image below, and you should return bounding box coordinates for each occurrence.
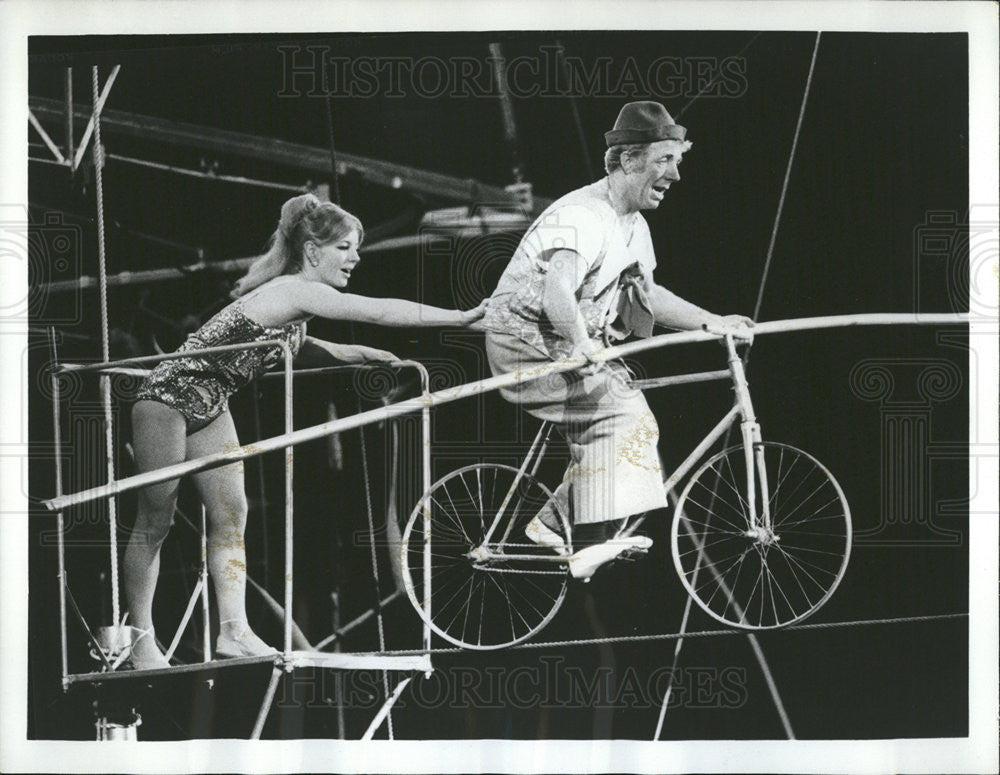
[215,627,279,660]
[127,627,170,670]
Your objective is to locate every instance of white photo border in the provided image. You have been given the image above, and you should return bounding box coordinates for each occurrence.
[1,1,996,773]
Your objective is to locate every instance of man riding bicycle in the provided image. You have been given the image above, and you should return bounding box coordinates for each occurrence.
[482,101,754,579]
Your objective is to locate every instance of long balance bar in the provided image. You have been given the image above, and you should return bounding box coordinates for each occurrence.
[42,313,970,513]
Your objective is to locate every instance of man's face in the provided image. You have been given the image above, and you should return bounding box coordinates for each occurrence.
[625,139,686,210]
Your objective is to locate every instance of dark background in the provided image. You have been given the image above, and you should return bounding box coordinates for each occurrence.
[26,31,969,741]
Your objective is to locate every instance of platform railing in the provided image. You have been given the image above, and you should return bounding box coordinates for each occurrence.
[49,339,435,688]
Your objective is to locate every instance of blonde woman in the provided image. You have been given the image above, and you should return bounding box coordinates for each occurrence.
[127,194,485,668]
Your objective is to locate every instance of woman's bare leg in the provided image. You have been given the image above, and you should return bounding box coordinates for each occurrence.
[125,400,187,667]
[187,411,275,657]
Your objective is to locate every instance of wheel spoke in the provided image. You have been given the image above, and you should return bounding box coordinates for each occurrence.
[773,542,847,563]
[777,512,848,532]
[514,570,565,603]
[759,554,774,626]
[767,463,816,518]
[776,493,845,530]
[710,456,754,522]
[677,533,743,559]
[726,550,754,624]
[771,542,828,596]
[680,492,750,534]
[768,448,801,510]
[771,547,842,585]
[696,544,752,599]
[773,477,837,529]
[740,560,763,625]
[442,481,475,540]
[721,454,753,517]
[429,495,473,544]
[427,521,471,544]
[488,572,524,636]
[762,547,805,619]
[476,467,484,531]
[457,471,485,535]
[474,573,488,645]
[438,575,476,630]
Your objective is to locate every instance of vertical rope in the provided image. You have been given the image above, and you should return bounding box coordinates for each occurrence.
[752,32,821,322]
[91,65,120,627]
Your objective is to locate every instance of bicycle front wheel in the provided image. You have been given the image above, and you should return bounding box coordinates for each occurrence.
[401,464,571,650]
[671,442,851,629]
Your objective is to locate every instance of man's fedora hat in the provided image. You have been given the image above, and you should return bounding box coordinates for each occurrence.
[604,101,687,147]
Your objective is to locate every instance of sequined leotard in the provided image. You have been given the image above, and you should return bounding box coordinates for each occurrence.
[136,300,307,431]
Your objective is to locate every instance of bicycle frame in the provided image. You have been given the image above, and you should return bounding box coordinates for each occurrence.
[470,334,767,564]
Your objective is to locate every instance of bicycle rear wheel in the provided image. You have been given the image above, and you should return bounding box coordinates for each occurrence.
[401,464,571,650]
[671,442,851,629]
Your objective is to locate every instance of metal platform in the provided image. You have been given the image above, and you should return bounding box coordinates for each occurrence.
[65,650,433,686]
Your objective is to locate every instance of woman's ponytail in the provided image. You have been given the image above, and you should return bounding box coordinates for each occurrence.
[230,232,289,298]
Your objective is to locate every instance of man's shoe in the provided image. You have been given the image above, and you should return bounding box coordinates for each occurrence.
[569,535,653,581]
[525,515,569,556]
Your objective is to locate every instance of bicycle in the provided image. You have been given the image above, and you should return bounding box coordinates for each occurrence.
[400,335,852,650]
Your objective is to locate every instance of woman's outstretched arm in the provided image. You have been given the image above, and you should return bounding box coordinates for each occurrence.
[294,282,487,328]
